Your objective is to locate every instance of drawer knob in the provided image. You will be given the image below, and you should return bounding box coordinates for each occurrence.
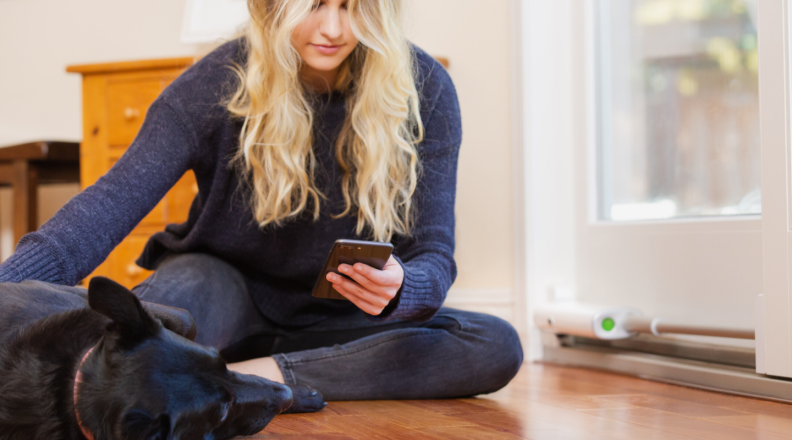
[126,263,144,277]
[123,107,141,121]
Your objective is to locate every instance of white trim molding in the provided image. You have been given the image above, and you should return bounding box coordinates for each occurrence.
[510,0,528,361]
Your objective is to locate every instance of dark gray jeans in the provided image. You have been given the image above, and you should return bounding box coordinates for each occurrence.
[132,253,524,401]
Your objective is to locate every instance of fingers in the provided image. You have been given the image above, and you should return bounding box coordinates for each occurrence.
[337,264,381,292]
[338,262,399,290]
[326,270,391,311]
[330,281,387,315]
[331,273,390,307]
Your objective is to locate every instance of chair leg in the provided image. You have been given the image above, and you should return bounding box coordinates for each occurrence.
[12,160,38,247]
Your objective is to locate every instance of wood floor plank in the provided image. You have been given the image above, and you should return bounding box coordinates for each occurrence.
[550,365,792,419]
[318,400,476,429]
[445,411,533,437]
[420,425,525,439]
[401,399,501,415]
[262,414,343,434]
[452,400,698,439]
[522,388,639,410]
[251,434,355,439]
[519,377,625,396]
[714,400,792,419]
[523,427,667,440]
[456,397,519,412]
[304,414,443,440]
[701,414,792,439]
[532,363,792,421]
[598,394,752,418]
[583,407,790,440]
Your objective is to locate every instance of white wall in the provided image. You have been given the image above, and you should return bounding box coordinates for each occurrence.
[0,0,204,146]
[402,1,518,324]
[0,0,518,324]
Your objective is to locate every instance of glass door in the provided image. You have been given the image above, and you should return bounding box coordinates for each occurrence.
[596,0,760,222]
[575,0,763,352]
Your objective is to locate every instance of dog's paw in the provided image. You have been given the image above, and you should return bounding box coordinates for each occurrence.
[281,384,327,414]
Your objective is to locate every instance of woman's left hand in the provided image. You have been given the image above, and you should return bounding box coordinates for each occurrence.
[326,255,404,315]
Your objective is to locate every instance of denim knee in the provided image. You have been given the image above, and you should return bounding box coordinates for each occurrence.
[466,312,524,394]
[136,253,245,294]
[131,252,262,349]
[157,253,241,278]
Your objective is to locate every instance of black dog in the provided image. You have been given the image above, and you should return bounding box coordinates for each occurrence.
[0,277,323,439]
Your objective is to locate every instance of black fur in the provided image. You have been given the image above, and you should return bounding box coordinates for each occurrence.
[0,278,294,440]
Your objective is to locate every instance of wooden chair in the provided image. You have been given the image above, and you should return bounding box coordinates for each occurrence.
[0,141,80,246]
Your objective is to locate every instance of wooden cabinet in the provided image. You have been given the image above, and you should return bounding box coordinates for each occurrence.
[67,57,198,289]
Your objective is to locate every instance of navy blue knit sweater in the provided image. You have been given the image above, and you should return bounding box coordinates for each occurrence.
[0,38,462,326]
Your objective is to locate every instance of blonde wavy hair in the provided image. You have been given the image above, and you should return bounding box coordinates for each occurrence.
[225,0,424,242]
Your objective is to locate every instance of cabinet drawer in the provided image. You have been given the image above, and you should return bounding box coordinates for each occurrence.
[168,171,199,223]
[106,79,163,146]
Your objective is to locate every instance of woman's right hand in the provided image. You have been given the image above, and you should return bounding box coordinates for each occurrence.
[325,255,404,316]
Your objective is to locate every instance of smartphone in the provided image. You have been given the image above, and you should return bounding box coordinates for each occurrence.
[311,239,394,300]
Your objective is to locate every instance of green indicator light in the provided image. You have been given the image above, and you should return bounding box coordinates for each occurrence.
[602,318,615,332]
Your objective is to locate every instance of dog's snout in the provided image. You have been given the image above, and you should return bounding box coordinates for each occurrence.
[277,384,293,413]
[280,395,293,413]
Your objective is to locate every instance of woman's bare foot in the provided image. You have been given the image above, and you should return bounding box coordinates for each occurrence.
[227,357,327,413]
[227,357,285,383]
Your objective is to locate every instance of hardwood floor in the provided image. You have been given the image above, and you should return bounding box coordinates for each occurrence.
[254,363,792,439]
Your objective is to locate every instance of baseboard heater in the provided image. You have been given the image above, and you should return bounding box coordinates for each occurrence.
[534,303,754,340]
[533,302,792,402]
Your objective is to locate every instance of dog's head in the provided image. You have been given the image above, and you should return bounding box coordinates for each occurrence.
[77,276,292,440]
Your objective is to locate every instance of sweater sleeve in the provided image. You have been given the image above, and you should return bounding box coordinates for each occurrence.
[0,98,197,285]
[370,68,463,322]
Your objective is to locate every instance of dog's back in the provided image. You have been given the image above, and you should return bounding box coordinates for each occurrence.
[0,281,89,344]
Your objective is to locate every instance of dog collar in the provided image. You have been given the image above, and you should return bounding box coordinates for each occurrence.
[73,346,96,440]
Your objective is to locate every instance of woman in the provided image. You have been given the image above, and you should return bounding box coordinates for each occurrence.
[0,0,523,402]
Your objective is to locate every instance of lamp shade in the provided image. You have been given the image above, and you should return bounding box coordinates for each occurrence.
[181,0,250,44]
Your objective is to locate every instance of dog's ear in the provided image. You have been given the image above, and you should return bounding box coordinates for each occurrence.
[88,276,160,344]
[121,410,170,440]
[140,302,198,342]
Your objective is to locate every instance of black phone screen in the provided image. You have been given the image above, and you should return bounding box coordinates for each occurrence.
[311,239,394,300]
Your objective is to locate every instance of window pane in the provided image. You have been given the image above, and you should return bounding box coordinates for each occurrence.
[596,0,760,221]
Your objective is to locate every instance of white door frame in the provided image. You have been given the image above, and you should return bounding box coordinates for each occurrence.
[759,0,792,378]
[521,0,578,361]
